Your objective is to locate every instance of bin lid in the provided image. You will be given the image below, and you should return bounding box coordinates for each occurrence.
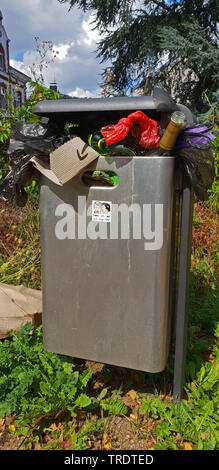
[33,95,174,120]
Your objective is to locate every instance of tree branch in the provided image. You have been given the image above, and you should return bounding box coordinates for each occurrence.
[150,0,172,12]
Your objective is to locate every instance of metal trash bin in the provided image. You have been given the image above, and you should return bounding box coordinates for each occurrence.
[40,154,175,373]
[34,96,193,398]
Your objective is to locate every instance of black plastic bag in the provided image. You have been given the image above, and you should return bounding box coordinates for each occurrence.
[0,155,36,207]
[0,121,70,207]
[7,121,68,159]
[175,125,215,201]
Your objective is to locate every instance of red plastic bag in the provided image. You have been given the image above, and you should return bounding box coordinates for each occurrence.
[101,117,133,145]
[100,110,160,149]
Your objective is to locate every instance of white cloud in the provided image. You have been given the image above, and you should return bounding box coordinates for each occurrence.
[82,17,101,46]
[1,0,107,97]
[68,87,101,98]
[55,43,72,60]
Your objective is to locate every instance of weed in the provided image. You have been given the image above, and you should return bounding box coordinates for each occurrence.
[0,324,95,422]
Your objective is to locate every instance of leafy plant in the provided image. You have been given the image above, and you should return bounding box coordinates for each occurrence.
[17,81,61,123]
[0,113,11,144]
[141,329,219,450]
[100,397,128,416]
[0,323,95,424]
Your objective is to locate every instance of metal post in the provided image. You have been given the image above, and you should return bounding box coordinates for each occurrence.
[173,171,194,403]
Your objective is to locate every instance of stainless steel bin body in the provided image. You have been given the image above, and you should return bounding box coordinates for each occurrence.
[40,155,175,372]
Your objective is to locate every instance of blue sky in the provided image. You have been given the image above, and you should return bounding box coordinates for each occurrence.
[14,51,25,62]
[0,0,105,97]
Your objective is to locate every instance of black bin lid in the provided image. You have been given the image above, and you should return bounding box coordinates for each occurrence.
[33,95,173,123]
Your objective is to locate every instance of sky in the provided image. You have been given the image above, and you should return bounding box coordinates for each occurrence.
[0,0,106,97]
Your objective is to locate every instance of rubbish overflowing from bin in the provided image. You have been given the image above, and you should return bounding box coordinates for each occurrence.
[0,87,216,206]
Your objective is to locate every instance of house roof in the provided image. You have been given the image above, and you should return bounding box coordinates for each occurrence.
[9,65,31,83]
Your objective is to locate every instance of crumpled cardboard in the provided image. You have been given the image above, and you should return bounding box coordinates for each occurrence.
[28,136,100,186]
[0,283,42,339]
[49,136,100,184]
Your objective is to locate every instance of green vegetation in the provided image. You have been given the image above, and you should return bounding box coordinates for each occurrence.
[0,187,218,449]
[0,270,218,450]
[59,0,219,111]
[0,32,218,450]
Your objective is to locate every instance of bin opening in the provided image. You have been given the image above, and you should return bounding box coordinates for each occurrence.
[82,170,119,187]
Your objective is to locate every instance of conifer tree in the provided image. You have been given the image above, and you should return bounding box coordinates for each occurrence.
[59,0,219,111]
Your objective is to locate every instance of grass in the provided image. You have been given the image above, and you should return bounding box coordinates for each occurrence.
[0,190,218,450]
[0,182,41,289]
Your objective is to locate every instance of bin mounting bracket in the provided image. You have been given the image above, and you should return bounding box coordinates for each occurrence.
[173,172,194,403]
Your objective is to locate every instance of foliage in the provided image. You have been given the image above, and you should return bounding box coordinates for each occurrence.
[156,20,219,111]
[197,92,219,210]
[141,334,219,450]
[0,113,11,144]
[16,81,61,123]
[0,323,95,422]
[59,0,219,111]
[0,80,24,155]
[100,397,128,416]
[0,25,218,450]
[0,194,218,449]
[0,186,41,288]
[0,36,61,151]
[0,77,60,189]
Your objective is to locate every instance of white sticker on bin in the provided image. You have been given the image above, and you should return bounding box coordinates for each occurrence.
[92,200,112,222]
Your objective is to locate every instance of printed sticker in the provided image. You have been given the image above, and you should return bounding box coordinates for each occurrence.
[92,200,112,222]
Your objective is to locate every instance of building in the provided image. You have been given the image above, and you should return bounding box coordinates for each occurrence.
[0,10,31,111]
[132,59,198,104]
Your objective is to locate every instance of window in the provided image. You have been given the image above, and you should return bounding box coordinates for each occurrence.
[0,86,6,110]
[0,44,6,71]
[14,90,22,109]
[0,53,3,70]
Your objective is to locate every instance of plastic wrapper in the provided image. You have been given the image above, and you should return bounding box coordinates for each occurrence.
[7,121,68,159]
[175,125,215,201]
[175,125,215,150]
[101,110,160,149]
[101,119,132,145]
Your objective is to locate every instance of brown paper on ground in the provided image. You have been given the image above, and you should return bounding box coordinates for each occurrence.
[0,283,42,339]
[50,136,100,184]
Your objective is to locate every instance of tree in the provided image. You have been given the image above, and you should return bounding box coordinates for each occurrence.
[59,0,219,112]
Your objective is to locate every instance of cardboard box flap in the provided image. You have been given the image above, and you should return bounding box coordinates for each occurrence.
[50,136,100,184]
[30,156,62,185]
